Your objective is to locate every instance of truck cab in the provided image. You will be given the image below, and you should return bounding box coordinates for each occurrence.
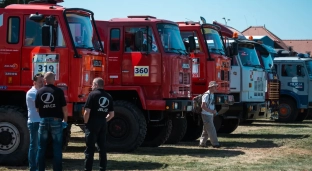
[0,0,104,165]
[274,56,312,122]
[177,17,236,138]
[95,16,193,151]
[212,21,267,126]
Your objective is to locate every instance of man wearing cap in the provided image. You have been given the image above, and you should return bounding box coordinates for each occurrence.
[35,72,68,171]
[199,81,221,148]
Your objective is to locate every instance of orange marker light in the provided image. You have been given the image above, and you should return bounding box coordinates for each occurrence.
[249,36,253,40]
[233,32,238,38]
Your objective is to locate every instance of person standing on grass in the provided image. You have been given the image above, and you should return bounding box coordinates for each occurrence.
[26,73,44,171]
[199,81,221,148]
[83,77,114,171]
[35,72,68,171]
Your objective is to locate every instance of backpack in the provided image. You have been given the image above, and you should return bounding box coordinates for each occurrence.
[193,93,210,114]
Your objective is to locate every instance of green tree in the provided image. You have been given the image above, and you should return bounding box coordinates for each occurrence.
[0,0,32,8]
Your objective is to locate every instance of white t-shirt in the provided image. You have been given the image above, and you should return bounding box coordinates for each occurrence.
[201,90,214,115]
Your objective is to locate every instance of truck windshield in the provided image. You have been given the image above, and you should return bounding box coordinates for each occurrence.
[305,61,312,79]
[238,44,261,67]
[202,28,225,55]
[65,12,100,50]
[157,23,187,55]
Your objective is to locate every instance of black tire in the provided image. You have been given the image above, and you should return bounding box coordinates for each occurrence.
[181,115,203,141]
[217,118,240,134]
[165,117,187,144]
[295,111,308,122]
[0,106,28,166]
[106,101,146,152]
[277,98,298,123]
[141,118,172,147]
[46,123,72,158]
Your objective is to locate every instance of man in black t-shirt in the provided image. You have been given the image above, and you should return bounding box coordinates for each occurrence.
[35,72,68,171]
[83,77,114,171]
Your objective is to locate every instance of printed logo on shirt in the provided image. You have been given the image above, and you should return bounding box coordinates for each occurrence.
[98,97,109,112]
[41,93,56,108]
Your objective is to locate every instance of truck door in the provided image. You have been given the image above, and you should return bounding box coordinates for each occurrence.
[106,27,122,85]
[180,30,206,95]
[280,63,308,107]
[229,56,241,93]
[1,14,22,86]
[21,15,69,86]
[121,26,161,85]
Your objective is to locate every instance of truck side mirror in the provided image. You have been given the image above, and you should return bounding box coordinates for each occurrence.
[29,13,44,22]
[42,25,51,46]
[231,42,238,56]
[135,30,143,51]
[188,36,196,52]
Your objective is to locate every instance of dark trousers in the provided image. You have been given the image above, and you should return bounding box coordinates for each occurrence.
[84,122,107,171]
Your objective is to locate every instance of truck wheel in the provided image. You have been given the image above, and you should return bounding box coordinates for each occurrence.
[217,119,240,134]
[295,111,308,122]
[45,124,72,158]
[181,115,203,141]
[141,118,172,147]
[277,98,298,123]
[165,117,187,144]
[0,106,28,166]
[106,101,147,152]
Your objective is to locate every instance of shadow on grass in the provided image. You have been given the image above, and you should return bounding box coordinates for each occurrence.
[62,159,166,170]
[177,140,280,149]
[134,146,245,158]
[241,123,311,128]
[65,145,245,158]
[218,133,310,139]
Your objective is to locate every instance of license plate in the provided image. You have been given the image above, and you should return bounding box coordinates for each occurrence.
[93,60,102,67]
[261,107,266,112]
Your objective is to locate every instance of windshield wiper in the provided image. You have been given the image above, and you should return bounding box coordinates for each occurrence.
[76,44,95,51]
[250,64,263,68]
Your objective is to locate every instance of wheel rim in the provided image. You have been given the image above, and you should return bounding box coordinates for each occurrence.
[279,103,291,118]
[108,117,129,139]
[0,122,21,154]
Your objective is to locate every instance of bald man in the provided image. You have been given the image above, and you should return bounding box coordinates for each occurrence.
[35,72,68,171]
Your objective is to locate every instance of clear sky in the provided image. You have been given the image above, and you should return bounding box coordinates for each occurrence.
[60,0,312,40]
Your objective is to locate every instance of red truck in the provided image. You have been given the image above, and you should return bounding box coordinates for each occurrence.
[95,15,193,151]
[177,17,235,141]
[0,0,105,165]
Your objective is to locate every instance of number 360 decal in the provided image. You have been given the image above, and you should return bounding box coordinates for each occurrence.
[134,66,149,77]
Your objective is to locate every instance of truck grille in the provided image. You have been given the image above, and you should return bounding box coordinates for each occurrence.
[179,73,190,84]
[179,87,190,91]
[268,80,279,100]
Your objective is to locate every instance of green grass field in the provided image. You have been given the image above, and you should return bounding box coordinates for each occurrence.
[1,120,312,171]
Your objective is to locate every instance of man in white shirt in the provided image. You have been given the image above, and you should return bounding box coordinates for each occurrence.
[199,81,220,148]
[26,73,44,171]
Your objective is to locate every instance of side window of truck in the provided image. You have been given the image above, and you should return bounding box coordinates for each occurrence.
[110,28,120,51]
[180,31,202,52]
[7,17,20,44]
[24,17,65,47]
[124,27,158,52]
[281,64,298,77]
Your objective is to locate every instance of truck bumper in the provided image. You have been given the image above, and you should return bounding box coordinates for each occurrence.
[267,99,279,120]
[165,99,193,112]
[222,102,266,120]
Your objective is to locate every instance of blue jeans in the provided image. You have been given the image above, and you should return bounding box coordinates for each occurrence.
[28,122,39,171]
[37,117,63,171]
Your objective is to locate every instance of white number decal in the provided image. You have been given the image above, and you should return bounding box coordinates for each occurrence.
[32,54,59,80]
[134,66,149,77]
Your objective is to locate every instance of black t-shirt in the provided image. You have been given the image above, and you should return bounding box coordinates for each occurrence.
[84,89,114,123]
[35,84,66,119]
